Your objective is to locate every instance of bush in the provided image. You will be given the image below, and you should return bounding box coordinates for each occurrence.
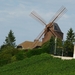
[16,51,25,60]
[25,47,50,58]
[11,56,17,62]
[0,54,12,66]
[0,46,19,66]
[0,59,8,66]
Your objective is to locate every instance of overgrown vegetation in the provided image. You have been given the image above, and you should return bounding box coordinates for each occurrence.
[0,53,75,75]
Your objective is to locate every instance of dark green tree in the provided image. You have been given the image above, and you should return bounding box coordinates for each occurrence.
[5,30,16,47]
[56,38,63,56]
[66,28,75,42]
[49,36,55,54]
[57,38,62,48]
[64,28,75,56]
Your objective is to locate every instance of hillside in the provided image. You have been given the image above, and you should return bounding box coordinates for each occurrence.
[0,53,75,75]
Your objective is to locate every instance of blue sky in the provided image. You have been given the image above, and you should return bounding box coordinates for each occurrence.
[0,0,75,45]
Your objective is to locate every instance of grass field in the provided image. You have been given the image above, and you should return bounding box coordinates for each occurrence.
[0,53,75,75]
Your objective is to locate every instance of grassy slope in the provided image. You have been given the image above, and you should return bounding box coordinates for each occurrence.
[0,53,75,75]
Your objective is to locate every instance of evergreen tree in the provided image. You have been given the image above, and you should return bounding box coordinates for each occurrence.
[66,28,75,42]
[5,30,16,47]
[64,28,75,56]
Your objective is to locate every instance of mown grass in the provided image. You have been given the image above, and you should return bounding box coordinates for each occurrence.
[0,53,75,75]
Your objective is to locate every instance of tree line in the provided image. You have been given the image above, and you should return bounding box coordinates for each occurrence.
[0,28,75,66]
[0,28,75,55]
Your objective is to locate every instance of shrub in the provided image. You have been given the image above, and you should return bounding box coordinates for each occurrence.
[0,46,18,66]
[11,56,17,62]
[0,54,12,66]
[16,51,25,60]
[25,47,49,58]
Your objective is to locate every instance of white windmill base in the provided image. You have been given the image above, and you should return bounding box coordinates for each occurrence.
[73,44,75,59]
[73,54,75,59]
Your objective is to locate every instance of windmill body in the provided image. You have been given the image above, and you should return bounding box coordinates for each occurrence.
[42,22,63,44]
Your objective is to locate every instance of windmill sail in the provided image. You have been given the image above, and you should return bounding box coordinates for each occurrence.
[50,6,67,23]
[30,11,46,26]
[30,6,67,49]
[31,29,45,49]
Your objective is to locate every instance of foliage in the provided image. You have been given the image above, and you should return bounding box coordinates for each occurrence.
[0,43,50,66]
[42,40,50,48]
[11,56,16,62]
[25,47,48,58]
[0,46,18,66]
[64,28,75,56]
[15,51,25,60]
[56,38,63,56]
[64,40,73,56]
[4,30,16,47]
[0,53,75,75]
[1,28,75,67]
[57,38,63,47]
[48,36,55,54]
[66,28,75,42]
[48,36,62,55]
[0,30,17,66]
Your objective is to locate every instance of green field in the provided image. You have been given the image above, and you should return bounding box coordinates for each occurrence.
[0,53,75,75]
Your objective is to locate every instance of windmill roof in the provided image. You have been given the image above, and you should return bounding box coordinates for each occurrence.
[53,23,62,32]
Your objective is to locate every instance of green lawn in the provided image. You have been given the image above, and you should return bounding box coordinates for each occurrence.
[0,53,75,75]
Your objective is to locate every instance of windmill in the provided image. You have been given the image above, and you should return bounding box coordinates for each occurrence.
[30,6,67,49]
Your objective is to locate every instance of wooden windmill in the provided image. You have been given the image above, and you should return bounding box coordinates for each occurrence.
[30,6,67,49]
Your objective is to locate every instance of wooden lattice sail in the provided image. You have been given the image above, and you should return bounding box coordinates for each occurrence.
[30,6,67,49]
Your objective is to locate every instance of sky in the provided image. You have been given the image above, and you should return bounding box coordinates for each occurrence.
[0,0,75,46]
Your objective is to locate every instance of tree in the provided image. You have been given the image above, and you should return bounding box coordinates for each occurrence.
[49,37,63,54]
[64,28,75,56]
[57,38,62,48]
[5,30,16,47]
[66,28,75,42]
[49,36,55,54]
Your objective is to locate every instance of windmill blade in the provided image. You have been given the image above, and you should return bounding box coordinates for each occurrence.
[50,6,67,24]
[31,29,45,49]
[49,29,56,37]
[35,29,44,40]
[30,11,46,26]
